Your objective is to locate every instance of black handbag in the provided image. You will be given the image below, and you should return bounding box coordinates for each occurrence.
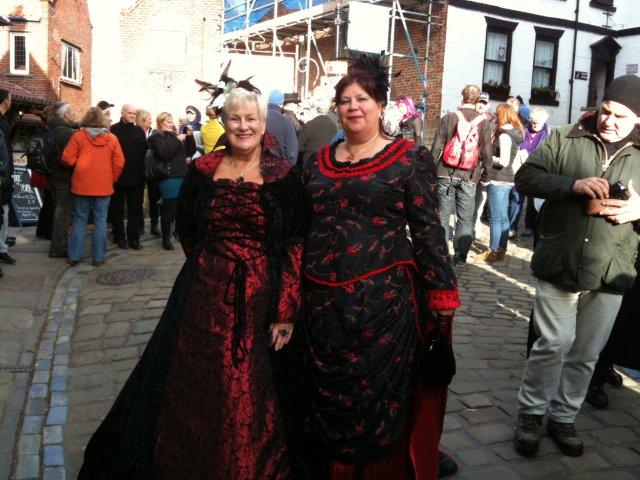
[418,328,456,388]
[144,148,170,181]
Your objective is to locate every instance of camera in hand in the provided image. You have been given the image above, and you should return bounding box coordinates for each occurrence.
[585,181,629,215]
[609,181,630,200]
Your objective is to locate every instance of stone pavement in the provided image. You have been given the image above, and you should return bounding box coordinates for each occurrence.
[3,225,640,479]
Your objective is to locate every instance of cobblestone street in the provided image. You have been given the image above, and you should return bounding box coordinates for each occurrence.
[2,227,640,479]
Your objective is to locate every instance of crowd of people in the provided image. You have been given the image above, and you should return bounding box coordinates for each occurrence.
[0,52,639,479]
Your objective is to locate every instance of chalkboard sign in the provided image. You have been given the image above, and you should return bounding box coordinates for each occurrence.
[10,166,42,226]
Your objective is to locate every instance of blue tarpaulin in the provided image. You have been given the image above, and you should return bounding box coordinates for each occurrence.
[224,0,331,33]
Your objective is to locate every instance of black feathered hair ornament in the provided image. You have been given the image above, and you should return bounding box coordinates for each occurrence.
[340,52,401,106]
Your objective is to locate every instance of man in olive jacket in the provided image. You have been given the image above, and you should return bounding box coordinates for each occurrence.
[46,102,77,258]
[513,75,640,458]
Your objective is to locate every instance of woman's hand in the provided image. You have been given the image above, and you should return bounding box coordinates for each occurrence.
[177,133,187,142]
[270,323,294,351]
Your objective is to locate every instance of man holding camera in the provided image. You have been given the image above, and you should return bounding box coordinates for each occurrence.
[513,75,640,458]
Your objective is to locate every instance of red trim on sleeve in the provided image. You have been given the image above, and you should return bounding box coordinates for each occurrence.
[427,289,461,311]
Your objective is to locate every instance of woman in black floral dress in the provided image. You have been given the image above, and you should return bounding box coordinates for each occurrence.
[302,55,460,479]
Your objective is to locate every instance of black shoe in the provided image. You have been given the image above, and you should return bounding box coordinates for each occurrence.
[0,252,16,264]
[49,252,68,259]
[0,267,3,278]
[162,238,175,251]
[438,451,459,478]
[116,238,129,249]
[453,257,466,267]
[150,225,161,237]
[128,240,143,250]
[604,366,623,388]
[92,260,105,267]
[514,413,543,457]
[68,260,80,266]
[585,383,609,409]
[5,236,15,247]
[547,420,584,457]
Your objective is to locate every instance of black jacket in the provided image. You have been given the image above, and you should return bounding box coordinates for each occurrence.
[46,116,77,182]
[0,113,12,204]
[148,130,196,179]
[111,121,148,187]
[487,127,524,183]
[431,107,493,183]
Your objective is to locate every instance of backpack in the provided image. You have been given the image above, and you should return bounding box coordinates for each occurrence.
[24,127,63,175]
[441,111,485,170]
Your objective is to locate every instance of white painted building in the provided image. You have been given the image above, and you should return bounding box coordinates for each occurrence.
[441,0,640,127]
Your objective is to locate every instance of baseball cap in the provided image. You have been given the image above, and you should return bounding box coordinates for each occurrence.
[97,100,114,110]
[478,92,490,104]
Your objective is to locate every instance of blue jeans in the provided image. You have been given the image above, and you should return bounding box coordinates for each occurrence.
[509,187,537,232]
[437,177,477,261]
[487,184,511,251]
[69,195,110,262]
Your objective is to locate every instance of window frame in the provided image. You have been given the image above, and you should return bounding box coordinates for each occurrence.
[9,31,29,76]
[482,17,518,101]
[530,26,564,106]
[60,42,81,85]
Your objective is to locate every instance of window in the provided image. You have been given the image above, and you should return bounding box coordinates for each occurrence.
[61,42,81,84]
[482,17,518,100]
[530,27,564,106]
[532,39,555,89]
[9,32,28,75]
[483,30,510,86]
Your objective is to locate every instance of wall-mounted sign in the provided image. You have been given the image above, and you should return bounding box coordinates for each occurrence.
[347,2,390,54]
[574,71,588,81]
[626,64,638,75]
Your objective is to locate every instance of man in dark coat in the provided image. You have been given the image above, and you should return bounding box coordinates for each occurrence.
[0,101,11,277]
[46,101,77,258]
[298,106,338,157]
[0,88,15,266]
[110,104,147,250]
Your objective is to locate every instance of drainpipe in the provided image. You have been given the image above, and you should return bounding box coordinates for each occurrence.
[568,0,580,124]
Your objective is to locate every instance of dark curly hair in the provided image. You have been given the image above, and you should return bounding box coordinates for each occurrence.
[333,53,392,107]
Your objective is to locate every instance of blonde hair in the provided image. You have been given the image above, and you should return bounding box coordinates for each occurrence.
[80,107,110,128]
[156,111,173,130]
[136,109,151,126]
[506,97,520,112]
[461,85,481,105]
[223,88,267,122]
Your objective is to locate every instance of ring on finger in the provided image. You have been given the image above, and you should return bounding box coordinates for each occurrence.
[278,328,290,337]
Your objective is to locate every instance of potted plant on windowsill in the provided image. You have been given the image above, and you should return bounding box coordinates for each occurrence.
[482,81,511,101]
[530,87,560,106]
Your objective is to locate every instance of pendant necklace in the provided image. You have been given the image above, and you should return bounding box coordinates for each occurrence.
[345,133,380,162]
[231,157,260,183]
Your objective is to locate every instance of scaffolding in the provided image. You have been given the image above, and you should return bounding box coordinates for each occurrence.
[222,0,444,101]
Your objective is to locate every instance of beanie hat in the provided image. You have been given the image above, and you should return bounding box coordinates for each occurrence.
[602,75,640,116]
[0,89,9,104]
[268,90,284,107]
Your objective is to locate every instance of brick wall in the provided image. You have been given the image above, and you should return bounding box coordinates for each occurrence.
[0,0,92,116]
[119,0,223,122]
[48,0,93,114]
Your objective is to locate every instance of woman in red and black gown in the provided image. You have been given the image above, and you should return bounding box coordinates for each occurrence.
[77,89,308,479]
[302,54,460,479]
